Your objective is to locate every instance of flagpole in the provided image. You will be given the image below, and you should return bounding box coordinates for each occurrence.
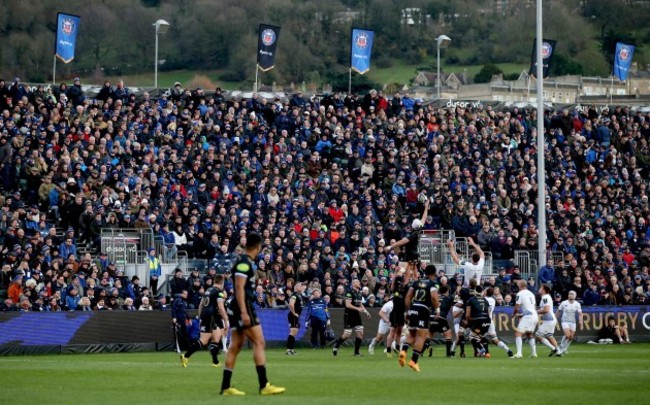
[255,64,259,93]
[348,68,352,95]
[527,74,530,102]
[53,55,57,86]
[535,0,547,270]
[610,75,613,106]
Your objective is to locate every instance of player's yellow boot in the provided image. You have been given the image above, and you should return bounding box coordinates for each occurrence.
[260,383,286,395]
[398,350,407,367]
[179,354,188,368]
[221,387,246,396]
[408,360,420,372]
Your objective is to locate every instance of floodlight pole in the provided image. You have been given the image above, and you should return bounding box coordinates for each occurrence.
[436,35,451,100]
[536,0,547,269]
[153,19,170,90]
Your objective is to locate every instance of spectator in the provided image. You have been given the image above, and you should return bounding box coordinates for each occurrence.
[538,258,556,288]
[582,282,600,306]
[138,296,153,310]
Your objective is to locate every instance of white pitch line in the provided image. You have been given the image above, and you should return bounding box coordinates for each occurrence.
[538,367,650,374]
[0,359,187,366]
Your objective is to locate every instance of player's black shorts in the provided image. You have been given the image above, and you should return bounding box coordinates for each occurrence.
[407,304,431,330]
[200,311,217,333]
[405,253,419,263]
[227,301,260,331]
[390,297,405,327]
[470,316,491,336]
[344,310,363,330]
[429,316,450,334]
[288,312,301,329]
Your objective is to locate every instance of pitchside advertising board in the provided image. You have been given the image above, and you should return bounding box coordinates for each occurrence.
[1,306,650,353]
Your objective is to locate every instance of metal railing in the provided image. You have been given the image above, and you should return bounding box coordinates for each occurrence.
[418,230,497,280]
[512,250,564,281]
[418,230,457,273]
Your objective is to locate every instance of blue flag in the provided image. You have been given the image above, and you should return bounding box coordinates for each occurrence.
[350,29,374,75]
[55,13,81,64]
[613,42,635,81]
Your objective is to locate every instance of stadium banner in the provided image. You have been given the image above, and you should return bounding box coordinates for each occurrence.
[257,24,281,72]
[350,28,375,75]
[2,306,649,355]
[613,42,635,82]
[55,12,81,64]
[529,38,556,79]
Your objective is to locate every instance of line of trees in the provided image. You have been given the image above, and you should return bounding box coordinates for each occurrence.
[0,0,647,88]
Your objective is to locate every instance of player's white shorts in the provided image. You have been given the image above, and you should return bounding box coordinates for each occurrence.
[536,320,557,338]
[561,322,577,332]
[378,320,390,335]
[516,315,539,333]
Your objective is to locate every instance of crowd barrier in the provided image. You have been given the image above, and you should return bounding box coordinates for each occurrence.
[1,306,649,355]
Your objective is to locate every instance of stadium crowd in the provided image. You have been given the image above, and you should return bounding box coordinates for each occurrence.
[0,76,649,314]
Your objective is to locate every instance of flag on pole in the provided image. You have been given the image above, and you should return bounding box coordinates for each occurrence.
[350,28,375,75]
[613,42,635,81]
[257,24,281,72]
[55,13,81,64]
[529,38,556,79]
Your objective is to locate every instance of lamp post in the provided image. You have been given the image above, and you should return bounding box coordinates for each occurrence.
[436,34,451,100]
[153,19,170,90]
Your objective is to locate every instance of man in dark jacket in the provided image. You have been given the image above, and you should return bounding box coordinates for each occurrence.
[169,268,190,297]
[172,289,191,352]
[66,77,85,106]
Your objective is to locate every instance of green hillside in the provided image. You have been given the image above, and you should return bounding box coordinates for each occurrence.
[1,0,648,90]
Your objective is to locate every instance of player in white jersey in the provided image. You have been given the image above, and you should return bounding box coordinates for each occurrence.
[448,237,485,288]
[555,290,583,355]
[483,287,514,357]
[511,280,539,359]
[449,299,467,357]
[534,284,560,356]
[368,299,393,355]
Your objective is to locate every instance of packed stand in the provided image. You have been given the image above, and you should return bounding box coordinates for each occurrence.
[0,77,649,313]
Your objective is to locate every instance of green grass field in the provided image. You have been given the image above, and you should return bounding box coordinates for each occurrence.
[0,344,648,405]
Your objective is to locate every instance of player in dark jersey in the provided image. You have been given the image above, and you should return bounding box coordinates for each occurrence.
[400,264,439,372]
[220,233,285,396]
[286,282,305,355]
[464,286,491,358]
[180,275,229,367]
[332,278,371,357]
[424,284,454,357]
[388,199,429,275]
[386,267,411,357]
